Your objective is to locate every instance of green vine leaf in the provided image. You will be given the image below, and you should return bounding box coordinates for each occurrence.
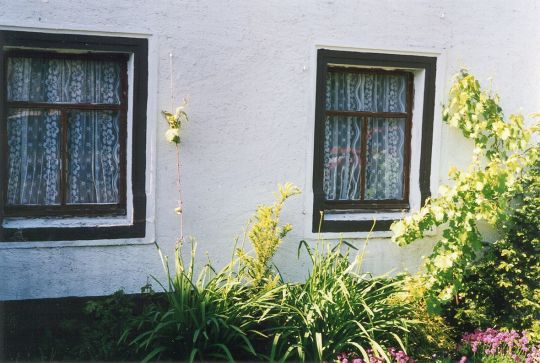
[391,70,540,310]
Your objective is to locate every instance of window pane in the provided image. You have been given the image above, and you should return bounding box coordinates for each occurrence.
[7,109,61,205]
[67,110,120,204]
[323,116,362,201]
[7,57,122,104]
[365,117,406,200]
[326,71,408,112]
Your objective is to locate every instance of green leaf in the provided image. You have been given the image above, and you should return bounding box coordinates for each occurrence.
[141,346,167,363]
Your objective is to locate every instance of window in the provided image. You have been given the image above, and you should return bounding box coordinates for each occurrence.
[0,31,148,242]
[313,49,437,232]
[5,52,127,216]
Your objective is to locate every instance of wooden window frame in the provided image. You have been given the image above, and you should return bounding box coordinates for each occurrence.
[313,49,437,232]
[324,66,414,211]
[4,50,129,218]
[0,30,148,242]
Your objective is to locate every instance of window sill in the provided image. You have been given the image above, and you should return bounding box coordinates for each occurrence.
[3,215,131,228]
[310,210,436,239]
[312,207,408,233]
[324,210,407,221]
[1,214,145,242]
[4,205,127,218]
[317,218,395,233]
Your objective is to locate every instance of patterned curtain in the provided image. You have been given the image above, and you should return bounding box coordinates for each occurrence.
[323,70,407,201]
[6,57,121,205]
[323,116,362,201]
[7,57,121,104]
[365,117,405,200]
[67,110,120,204]
[7,109,61,205]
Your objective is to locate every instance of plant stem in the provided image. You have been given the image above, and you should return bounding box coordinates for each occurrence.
[176,143,183,243]
[170,52,184,244]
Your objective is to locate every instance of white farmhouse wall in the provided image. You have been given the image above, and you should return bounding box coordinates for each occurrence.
[1,0,539,300]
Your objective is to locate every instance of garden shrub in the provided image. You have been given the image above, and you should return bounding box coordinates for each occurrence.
[391,70,540,315]
[122,242,283,363]
[391,275,456,361]
[267,241,415,362]
[237,182,301,289]
[73,290,142,360]
[123,185,424,363]
[447,160,540,336]
[123,184,301,362]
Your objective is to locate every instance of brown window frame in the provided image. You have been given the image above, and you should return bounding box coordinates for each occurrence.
[313,49,437,232]
[3,50,129,218]
[323,66,414,212]
[0,30,148,242]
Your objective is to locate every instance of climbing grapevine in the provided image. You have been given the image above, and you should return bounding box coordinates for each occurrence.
[391,70,540,312]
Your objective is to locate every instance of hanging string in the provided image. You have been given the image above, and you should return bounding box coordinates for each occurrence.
[170,52,184,245]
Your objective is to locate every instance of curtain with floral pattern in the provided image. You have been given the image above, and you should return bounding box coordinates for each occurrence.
[323,70,407,201]
[6,57,121,205]
[323,115,362,201]
[365,117,405,200]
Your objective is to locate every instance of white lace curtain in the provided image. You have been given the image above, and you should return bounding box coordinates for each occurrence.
[323,71,407,201]
[6,57,121,205]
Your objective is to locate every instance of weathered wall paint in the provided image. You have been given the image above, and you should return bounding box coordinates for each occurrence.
[1,0,539,300]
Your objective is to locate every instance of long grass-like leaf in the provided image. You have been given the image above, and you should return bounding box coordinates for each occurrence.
[140,346,167,363]
[188,348,199,363]
[214,343,234,362]
[315,332,323,361]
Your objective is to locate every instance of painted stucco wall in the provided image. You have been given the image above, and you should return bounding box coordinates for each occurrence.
[1,0,539,300]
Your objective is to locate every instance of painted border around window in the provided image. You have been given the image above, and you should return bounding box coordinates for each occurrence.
[313,49,437,232]
[0,30,148,242]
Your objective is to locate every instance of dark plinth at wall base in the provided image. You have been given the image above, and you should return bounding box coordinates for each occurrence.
[1,295,92,361]
[0,293,160,361]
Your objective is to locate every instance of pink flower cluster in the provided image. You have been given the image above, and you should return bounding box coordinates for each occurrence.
[460,328,540,363]
[333,347,414,363]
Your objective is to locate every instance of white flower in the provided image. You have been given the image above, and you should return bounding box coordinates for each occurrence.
[390,221,406,238]
[500,128,511,140]
[165,128,180,143]
[432,205,445,222]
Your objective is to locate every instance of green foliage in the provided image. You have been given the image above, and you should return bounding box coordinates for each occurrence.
[391,275,456,361]
[123,185,421,362]
[124,184,300,362]
[267,241,414,362]
[391,70,540,312]
[123,241,283,363]
[446,161,540,335]
[237,182,301,288]
[74,290,140,360]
